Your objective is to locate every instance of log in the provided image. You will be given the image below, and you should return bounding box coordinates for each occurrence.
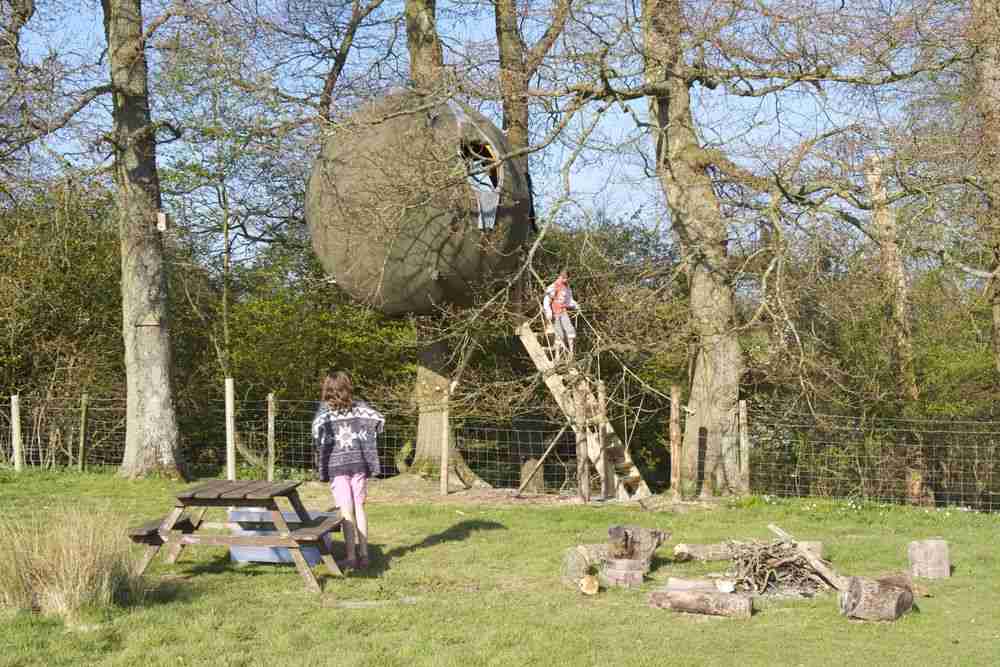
[908,539,950,579]
[672,542,735,562]
[648,590,752,618]
[664,577,736,593]
[605,558,646,588]
[875,571,930,598]
[838,576,914,621]
[579,575,599,595]
[561,543,609,587]
[607,525,669,563]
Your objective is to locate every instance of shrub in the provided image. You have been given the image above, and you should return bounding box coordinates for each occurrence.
[0,507,147,619]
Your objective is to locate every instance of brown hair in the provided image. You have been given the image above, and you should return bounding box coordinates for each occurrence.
[321,370,353,411]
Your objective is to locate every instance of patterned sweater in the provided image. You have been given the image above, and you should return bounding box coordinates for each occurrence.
[312,401,384,481]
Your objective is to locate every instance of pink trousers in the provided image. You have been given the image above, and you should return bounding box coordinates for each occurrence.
[330,473,368,560]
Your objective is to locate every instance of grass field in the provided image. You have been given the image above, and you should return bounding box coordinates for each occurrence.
[0,470,998,667]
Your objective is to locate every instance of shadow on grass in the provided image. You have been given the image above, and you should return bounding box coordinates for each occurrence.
[361,519,507,575]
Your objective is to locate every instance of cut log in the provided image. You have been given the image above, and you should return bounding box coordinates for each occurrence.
[838,576,914,621]
[908,539,950,579]
[579,575,600,595]
[768,524,848,590]
[561,543,609,587]
[672,542,736,562]
[605,558,646,588]
[648,590,752,618]
[875,572,930,598]
[664,577,736,593]
[607,525,669,563]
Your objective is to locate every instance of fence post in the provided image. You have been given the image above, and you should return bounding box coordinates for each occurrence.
[266,393,276,482]
[739,400,750,494]
[440,390,450,496]
[670,385,681,500]
[78,393,89,472]
[225,378,236,481]
[11,394,22,472]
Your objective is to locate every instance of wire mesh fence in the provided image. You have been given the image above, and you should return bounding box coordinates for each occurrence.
[2,396,127,469]
[750,407,1000,512]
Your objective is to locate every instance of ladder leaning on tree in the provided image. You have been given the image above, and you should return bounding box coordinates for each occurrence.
[516,316,651,502]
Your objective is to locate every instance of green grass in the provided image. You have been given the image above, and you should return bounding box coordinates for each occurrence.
[1,471,999,666]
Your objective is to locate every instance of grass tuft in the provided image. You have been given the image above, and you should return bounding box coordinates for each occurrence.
[0,506,147,619]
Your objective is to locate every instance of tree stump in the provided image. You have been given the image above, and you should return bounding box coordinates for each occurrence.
[520,458,544,494]
[838,576,914,621]
[561,544,609,587]
[604,558,645,588]
[908,539,950,579]
[672,542,736,562]
[648,590,752,618]
[607,525,669,563]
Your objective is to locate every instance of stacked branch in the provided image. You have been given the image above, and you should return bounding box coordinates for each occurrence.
[730,540,832,595]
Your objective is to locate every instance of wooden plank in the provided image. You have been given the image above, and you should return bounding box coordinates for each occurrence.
[291,516,343,540]
[219,480,269,500]
[233,480,277,500]
[315,535,343,577]
[176,480,229,500]
[515,424,569,496]
[287,546,321,593]
[175,497,273,509]
[285,491,312,522]
[670,385,681,500]
[134,544,162,576]
[267,393,276,482]
[246,480,301,499]
[739,400,750,494]
[77,393,88,472]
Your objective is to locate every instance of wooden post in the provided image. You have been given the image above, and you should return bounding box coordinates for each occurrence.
[738,399,750,494]
[670,385,681,500]
[225,378,236,481]
[596,381,612,499]
[11,394,22,472]
[439,391,450,496]
[266,393,276,482]
[574,389,590,503]
[77,393,89,472]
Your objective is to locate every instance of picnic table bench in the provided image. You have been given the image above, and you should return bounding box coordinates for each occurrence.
[129,480,343,593]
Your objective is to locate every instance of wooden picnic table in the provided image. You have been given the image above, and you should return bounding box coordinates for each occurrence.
[129,480,343,593]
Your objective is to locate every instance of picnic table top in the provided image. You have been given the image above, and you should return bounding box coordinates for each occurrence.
[175,480,302,502]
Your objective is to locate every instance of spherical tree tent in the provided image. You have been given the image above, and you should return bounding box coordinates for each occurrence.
[306,92,533,315]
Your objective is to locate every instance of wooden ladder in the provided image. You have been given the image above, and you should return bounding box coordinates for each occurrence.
[516,320,651,501]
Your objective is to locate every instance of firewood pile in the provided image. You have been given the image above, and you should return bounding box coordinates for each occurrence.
[729,540,832,596]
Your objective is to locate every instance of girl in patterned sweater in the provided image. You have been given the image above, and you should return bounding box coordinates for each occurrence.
[312,371,383,570]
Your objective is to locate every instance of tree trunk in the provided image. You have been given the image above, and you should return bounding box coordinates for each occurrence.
[866,155,918,400]
[648,590,752,618]
[973,0,1000,379]
[409,341,488,489]
[0,0,34,67]
[493,0,529,177]
[404,0,444,89]
[102,0,182,478]
[908,539,951,579]
[838,576,914,621]
[644,0,743,498]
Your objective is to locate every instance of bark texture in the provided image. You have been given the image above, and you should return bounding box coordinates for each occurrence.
[102,0,181,478]
[404,0,443,89]
[838,576,914,621]
[972,0,1000,377]
[409,341,488,489]
[644,0,744,497]
[866,155,918,400]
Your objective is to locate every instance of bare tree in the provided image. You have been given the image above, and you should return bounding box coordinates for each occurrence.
[102,0,182,477]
